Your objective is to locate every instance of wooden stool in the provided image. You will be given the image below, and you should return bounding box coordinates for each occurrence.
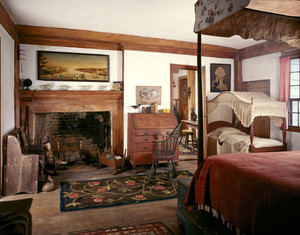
[193,137,198,149]
[180,130,194,148]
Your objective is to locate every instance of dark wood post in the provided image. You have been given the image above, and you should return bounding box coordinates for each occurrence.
[197,32,204,165]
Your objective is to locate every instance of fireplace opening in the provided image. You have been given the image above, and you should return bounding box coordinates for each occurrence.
[35,112,111,164]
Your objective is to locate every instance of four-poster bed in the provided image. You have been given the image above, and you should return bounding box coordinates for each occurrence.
[182,1,300,234]
[195,0,299,163]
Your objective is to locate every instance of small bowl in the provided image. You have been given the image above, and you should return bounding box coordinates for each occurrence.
[79,85,93,91]
[59,85,71,90]
[98,84,108,90]
[40,83,55,90]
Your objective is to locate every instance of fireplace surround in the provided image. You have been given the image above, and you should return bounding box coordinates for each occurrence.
[19,90,124,158]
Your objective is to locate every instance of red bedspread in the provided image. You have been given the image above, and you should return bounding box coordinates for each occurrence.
[185,151,300,235]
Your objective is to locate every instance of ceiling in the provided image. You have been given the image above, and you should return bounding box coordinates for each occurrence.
[1,0,299,49]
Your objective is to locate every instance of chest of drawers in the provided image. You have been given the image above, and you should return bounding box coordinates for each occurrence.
[127,113,179,171]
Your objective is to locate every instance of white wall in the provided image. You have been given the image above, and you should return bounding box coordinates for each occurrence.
[242,53,300,150]
[1,25,15,188]
[242,53,280,100]
[1,26,15,133]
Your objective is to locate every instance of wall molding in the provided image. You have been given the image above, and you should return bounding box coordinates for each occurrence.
[16,25,238,58]
[0,2,17,41]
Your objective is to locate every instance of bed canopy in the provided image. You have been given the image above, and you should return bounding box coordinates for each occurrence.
[194,0,300,48]
[207,92,287,128]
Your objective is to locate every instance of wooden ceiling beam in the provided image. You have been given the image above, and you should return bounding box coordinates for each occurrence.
[16,25,238,58]
[239,41,294,60]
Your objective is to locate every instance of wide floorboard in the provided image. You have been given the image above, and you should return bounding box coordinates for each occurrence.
[0,160,198,235]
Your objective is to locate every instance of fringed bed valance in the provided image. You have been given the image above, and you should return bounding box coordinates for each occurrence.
[207,92,287,127]
[195,5,300,48]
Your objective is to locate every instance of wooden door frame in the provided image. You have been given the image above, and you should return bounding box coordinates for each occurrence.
[170,64,197,112]
[0,39,2,196]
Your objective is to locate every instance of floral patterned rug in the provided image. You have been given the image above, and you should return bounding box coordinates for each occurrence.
[178,143,198,155]
[69,222,174,235]
[178,136,198,156]
[60,170,192,212]
[178,142,198,161]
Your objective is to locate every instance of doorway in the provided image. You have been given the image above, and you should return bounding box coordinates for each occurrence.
[170,64,197,128]
[170,64,207,159]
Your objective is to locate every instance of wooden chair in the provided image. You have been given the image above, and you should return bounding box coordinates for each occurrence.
[3,135,39,196]
[147,122,182,186]
[0,198,33,235]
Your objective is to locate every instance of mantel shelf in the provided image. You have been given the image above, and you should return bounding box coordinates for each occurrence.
[20,90,123,100]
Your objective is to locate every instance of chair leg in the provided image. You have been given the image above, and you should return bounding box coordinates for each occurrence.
[53,157,58,175]
[179,135,184,145]
[190,134,194,148]
[172,160,177,177]
[154,160,158,174]
[147,160,155,184]
[168,160,174,186]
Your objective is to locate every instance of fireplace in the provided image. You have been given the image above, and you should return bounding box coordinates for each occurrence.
[35,111,111,163]
[19,90,124,159]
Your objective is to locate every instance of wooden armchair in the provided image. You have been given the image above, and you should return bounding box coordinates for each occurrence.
[3,133,39,196]
[147,122,182,186]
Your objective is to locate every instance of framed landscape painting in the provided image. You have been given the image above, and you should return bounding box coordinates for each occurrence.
[38,51,109,82]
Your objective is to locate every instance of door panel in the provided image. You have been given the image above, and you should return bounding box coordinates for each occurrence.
[179,78,188,129]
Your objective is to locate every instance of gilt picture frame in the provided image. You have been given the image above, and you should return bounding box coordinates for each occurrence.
[136,86,161,105]
[38,51,109,82]
[210,63,231,92]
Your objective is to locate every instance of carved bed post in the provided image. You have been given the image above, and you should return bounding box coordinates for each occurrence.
[283,118,287,150]
[249,97,255,152]
[249,122,255,152]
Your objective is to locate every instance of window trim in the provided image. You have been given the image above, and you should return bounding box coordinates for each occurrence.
[287,55,300,133]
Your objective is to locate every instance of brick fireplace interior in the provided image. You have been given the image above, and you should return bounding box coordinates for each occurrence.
[35,111,111,163]
[19,90,124,165]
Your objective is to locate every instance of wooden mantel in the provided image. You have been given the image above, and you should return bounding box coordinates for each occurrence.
[19,90,124,154]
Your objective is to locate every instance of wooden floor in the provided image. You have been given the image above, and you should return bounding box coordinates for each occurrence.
[0,159,198,235]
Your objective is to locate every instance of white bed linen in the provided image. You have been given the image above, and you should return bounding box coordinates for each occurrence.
[207,127,283,154]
